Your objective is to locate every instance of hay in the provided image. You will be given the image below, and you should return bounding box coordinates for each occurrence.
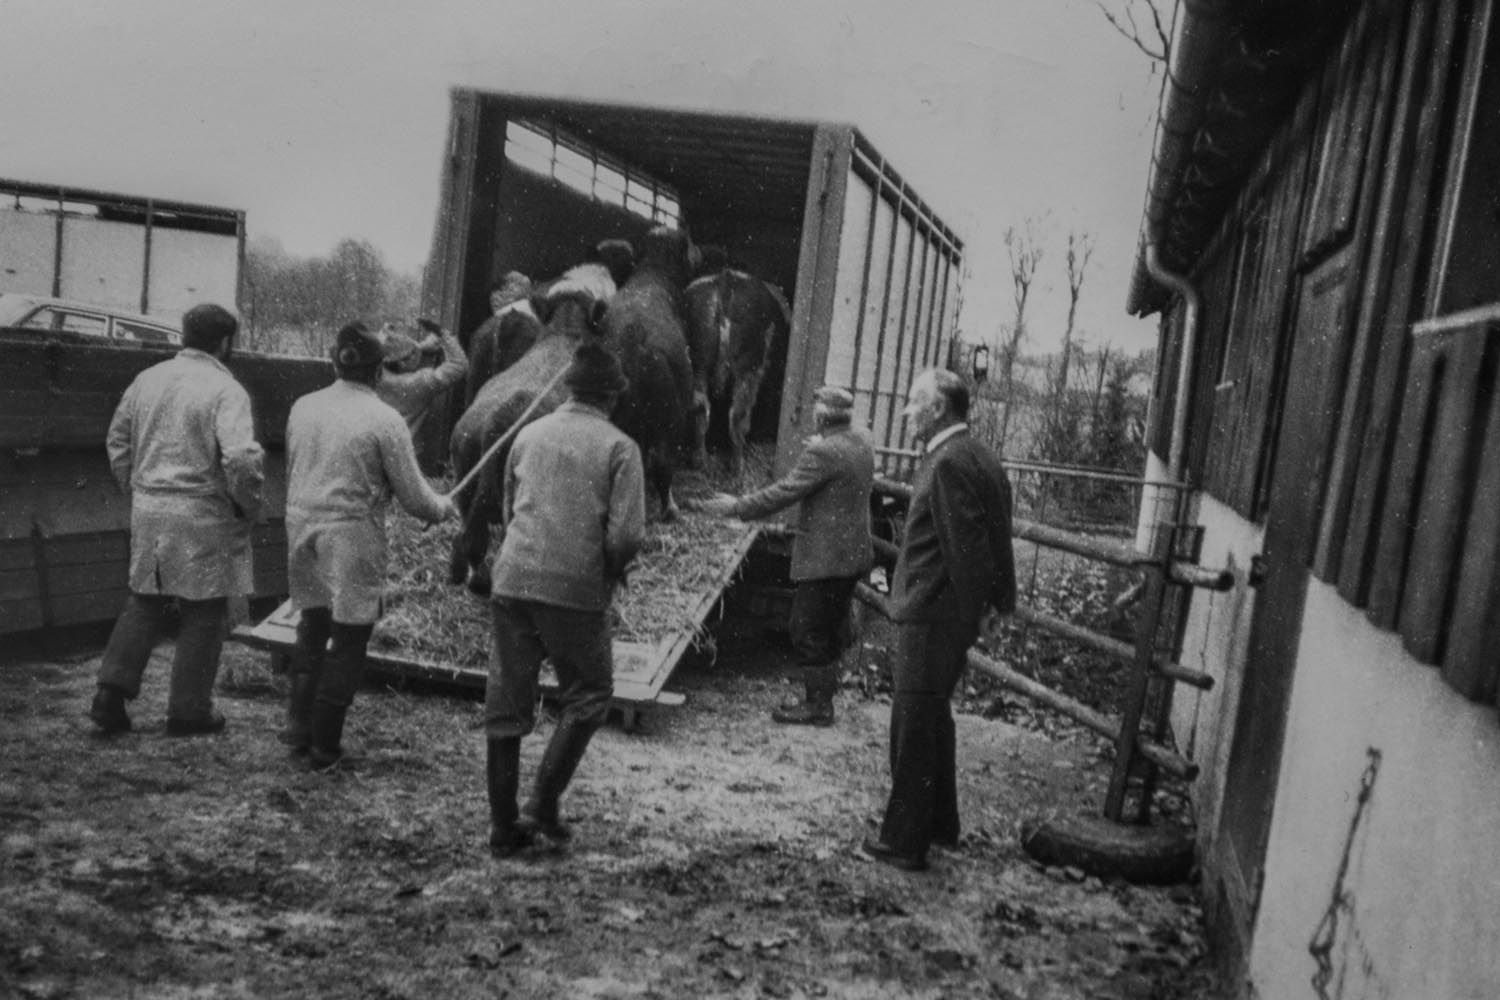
[373,442,779,668]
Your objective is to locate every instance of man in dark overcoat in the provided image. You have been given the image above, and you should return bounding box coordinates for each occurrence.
[864,367,1016,872]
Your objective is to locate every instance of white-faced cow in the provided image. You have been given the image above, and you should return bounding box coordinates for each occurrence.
[683,267,792,480]
[448,280,609,595]
[600,226,699,521]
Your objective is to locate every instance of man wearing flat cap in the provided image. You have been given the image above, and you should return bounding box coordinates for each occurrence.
[690,384,874,726]
[376,316,468,459]
[482,341,645,857]
[91,303,264,737]
[282,322,458,769]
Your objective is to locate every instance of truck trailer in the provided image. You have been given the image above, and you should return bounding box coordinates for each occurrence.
[421,89,965,478]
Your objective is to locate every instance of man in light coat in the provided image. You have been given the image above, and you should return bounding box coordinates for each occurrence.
[90,303,265,737]
[284,322,457,769]
[376,317,468,442]
[864,368,1016,873]
[690,385,874,725]
[483,341,645,857]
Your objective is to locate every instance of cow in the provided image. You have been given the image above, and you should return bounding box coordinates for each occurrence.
[600,225,700,521]
[464,272,542,407]
[683,267,792,480]
[448,279,609,596]
[463,241,635,407]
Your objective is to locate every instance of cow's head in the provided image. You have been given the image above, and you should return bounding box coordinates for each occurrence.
[592,238,636,289]
[638,226,698,286]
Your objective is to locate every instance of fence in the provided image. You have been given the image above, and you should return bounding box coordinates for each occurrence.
[865,452,1223,825]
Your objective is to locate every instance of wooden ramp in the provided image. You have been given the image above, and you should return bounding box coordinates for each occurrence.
[231,523,760,730]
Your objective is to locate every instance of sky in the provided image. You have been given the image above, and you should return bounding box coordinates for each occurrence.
[0,0,1166,354]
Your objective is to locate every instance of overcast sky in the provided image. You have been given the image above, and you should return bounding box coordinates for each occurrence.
[0,0,1166,353]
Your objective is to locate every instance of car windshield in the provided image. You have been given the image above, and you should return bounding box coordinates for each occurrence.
[0,294,38,326]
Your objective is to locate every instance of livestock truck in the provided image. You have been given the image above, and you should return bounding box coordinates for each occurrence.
[0,181,327,639]
[421,90,966,481]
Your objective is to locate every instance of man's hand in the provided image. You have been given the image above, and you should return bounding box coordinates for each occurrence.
[981,606,1007,642]
[685,492,738,517]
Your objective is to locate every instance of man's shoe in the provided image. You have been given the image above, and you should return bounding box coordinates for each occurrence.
[861,836,928,872]
[488,825,536,859]
[517,810,572,843]
[165,712,226,737]
[89,686,132,734]
[771,701,834,727]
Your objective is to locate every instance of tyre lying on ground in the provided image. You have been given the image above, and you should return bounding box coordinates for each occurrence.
[1019,812,1196,885]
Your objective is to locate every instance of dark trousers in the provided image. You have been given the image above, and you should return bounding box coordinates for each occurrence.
[878,618,980,857]
[787,575,859,699]
[484,598,613,740]
[291,606,373,709]
[97,592,228,721]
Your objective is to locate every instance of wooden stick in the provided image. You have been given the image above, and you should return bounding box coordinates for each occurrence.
[442,366,569,502]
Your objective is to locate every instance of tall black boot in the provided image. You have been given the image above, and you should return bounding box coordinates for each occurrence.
[284,608,331,753]
[520,720,598,841]
[280,673,318,753]
[308,701,348,770]
[486,738,533,857]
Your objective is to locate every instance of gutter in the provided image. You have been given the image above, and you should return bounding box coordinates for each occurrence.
[1144,243,1201,483]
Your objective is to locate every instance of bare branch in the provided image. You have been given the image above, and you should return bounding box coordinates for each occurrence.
[1093,0,1170,64]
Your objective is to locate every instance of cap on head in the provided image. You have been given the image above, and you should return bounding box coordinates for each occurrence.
[333,322,384,370]
[564,341,629,397]
[181,303,238,352]
[379,325,420,367]
[814,385,855,412]
[492,271,533,307]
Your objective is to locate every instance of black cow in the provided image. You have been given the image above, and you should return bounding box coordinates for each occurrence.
[683,268,791,480]
[448,282,608,595]
[600,226,699,521]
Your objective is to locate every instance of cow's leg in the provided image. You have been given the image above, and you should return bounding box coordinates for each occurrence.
[728,355,770,488]
[461,468,502,597]
[689,377,711,472]
[649,448,678,523]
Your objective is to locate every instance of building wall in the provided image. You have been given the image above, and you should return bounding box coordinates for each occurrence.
[1248,581,1500,1000]
[1169,490,1261,854]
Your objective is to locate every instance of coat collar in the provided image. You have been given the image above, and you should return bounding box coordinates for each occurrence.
[924,422,968,455]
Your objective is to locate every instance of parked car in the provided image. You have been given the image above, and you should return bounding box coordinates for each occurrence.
[0,293,181,346]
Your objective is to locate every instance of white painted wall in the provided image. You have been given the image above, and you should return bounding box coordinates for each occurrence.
[1249,581,1500,1000]
[1169,492,1263,852]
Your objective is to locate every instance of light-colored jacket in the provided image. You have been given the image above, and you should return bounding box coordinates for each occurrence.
[286,379,449,529]
[375,330,468,438]
[730,424,874,581]
[106,348,265,599]
[493,401,646,612]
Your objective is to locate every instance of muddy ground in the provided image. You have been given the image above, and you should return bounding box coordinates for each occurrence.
[1,604,1223,999]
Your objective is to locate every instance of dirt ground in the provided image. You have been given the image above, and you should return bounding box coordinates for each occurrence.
[1,608,1223,1000]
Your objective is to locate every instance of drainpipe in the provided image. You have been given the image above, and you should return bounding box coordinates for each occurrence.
[1144,243,1201,484]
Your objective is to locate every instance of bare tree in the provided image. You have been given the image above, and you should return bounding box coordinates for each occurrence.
[1054,231,1095,412]
[998,219,1045,448]
[1093,0,1172,65]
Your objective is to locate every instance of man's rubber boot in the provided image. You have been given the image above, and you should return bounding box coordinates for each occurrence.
[487,738,533,858]
[307,701,348,770]
[89,684,132,734]
[280,673,317,754]
[772,685,835,727]
[520,721,598,842]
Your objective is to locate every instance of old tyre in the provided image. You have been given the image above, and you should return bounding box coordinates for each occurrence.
[1019,813,1196,885]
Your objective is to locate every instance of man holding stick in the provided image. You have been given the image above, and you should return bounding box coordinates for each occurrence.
[282,322,457,769]
[864,368,1016,872]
